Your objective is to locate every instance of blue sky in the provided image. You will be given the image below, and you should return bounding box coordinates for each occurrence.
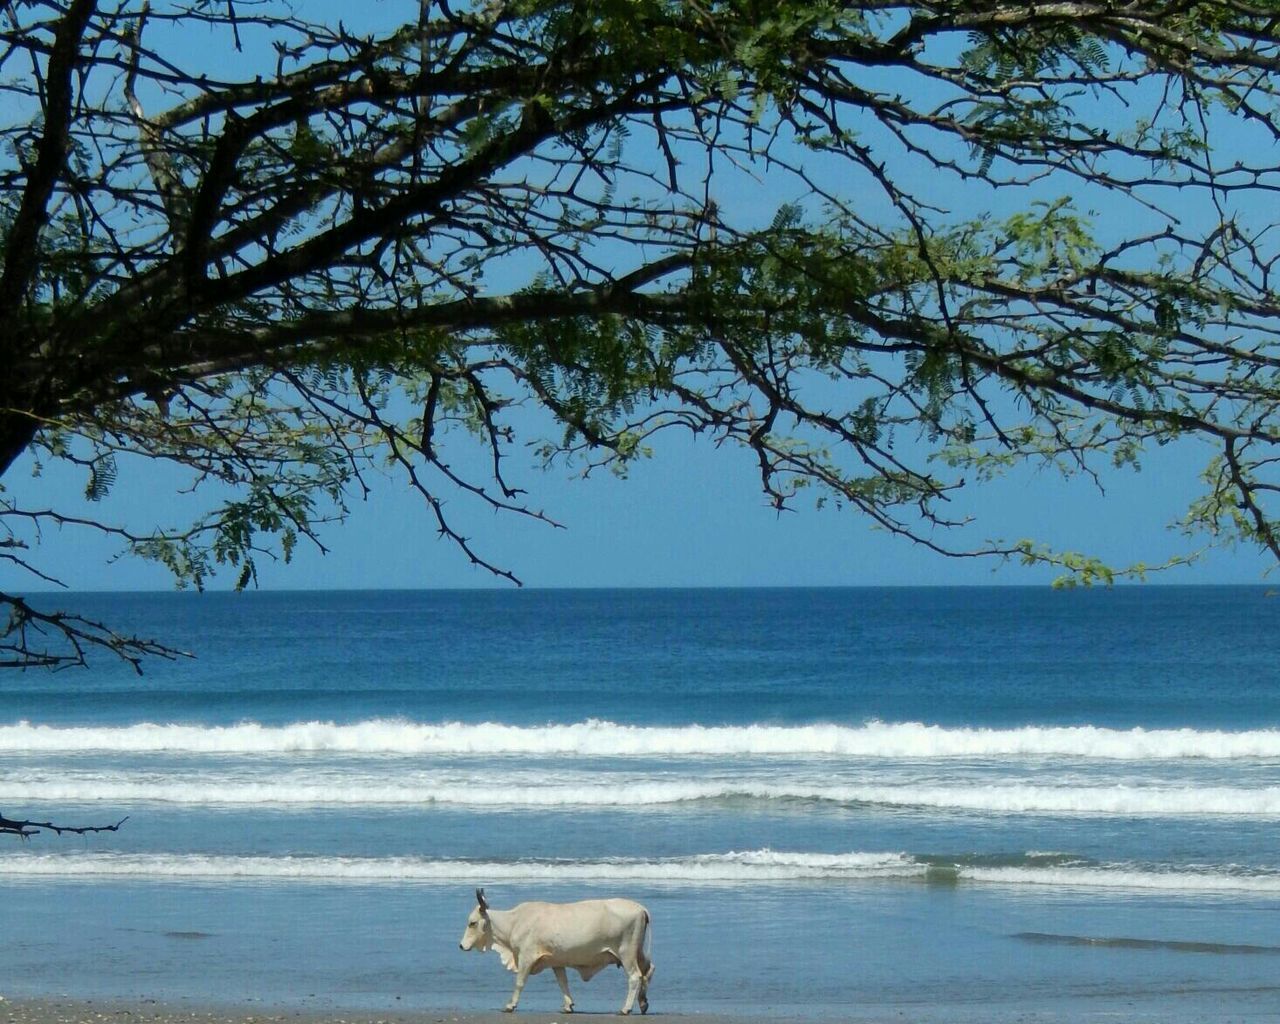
[8,4,1278,591]
[13,418,1272,590]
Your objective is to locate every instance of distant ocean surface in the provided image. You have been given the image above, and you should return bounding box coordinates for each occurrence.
[2,587,1279,1022]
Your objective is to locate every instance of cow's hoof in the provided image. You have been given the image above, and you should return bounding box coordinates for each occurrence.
[639,1000,648,1015]
[502,1007,515,1014]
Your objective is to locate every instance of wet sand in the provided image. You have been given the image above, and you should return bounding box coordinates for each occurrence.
[0,1000,755,1024]
[7,994,1280,1024]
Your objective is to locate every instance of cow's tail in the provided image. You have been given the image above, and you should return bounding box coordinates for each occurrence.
[641,910,655,981]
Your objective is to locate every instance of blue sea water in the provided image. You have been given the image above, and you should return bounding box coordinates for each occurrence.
[2,587,1279,1022]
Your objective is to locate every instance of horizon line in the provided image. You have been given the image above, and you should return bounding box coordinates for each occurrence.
[13,581,1279,596]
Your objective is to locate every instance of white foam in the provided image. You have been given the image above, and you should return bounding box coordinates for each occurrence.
[964,865,1280,893]
[3,777,1278,815]
[1,718,1278,759]
[0,850,916,882]
[831,783,1280,816]
[0,850,1276,894]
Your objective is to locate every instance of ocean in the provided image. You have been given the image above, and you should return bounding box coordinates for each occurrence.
[1,587,1278,1022]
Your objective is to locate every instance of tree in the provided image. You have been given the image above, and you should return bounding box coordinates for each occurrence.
[4,0,1280,669]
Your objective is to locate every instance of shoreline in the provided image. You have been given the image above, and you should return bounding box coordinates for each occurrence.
[0,1000,754,1024]
[8,994,1280,1024]
[9,995,1280,1024]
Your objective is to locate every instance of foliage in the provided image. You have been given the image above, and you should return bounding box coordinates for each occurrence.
[4,0,1280,667]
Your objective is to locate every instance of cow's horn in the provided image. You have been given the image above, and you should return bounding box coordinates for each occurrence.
[476,887,488,911]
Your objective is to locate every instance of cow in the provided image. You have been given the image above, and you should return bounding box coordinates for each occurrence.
[458,888,654,1014]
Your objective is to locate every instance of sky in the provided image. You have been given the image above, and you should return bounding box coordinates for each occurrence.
[7,3,1279,592]
[13,415,1273,590]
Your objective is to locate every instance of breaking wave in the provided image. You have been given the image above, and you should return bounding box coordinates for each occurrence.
[4,776,1279,815]
[1,849,1278,894]
[3,718,1280,759]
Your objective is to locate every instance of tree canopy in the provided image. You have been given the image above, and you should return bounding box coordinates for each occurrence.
[4,0,1280,668]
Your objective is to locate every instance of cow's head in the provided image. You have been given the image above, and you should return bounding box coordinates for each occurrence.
[459,887,493,952]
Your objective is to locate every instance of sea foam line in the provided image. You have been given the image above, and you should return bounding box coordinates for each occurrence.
[2,719,1280,759]
[4,778,1279,815]
[1,850,1277,894]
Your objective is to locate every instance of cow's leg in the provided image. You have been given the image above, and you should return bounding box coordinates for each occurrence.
[547,962,573,1013]
[504,966,531,1013]
[619,963,642,1015]
[637,953,653,1015]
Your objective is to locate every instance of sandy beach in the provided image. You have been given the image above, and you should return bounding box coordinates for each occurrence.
[0,1002,761,1024]
[6,995,1280,1024]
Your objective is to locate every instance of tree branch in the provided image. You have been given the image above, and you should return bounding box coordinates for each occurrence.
[0,813,129,839]
[0,0,97,315]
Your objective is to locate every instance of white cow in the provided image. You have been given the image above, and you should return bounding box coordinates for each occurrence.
[459,888,654,1014]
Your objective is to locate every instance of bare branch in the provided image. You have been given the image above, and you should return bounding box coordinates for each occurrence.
[0,813,129,839]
